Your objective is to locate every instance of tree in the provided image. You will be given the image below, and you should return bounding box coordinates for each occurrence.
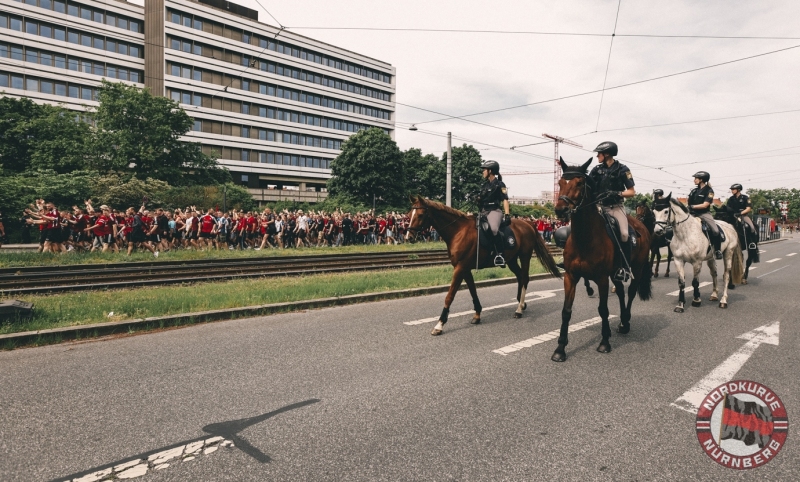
[624,193,653,212]
[327,128,406,208]
[0,96,42,173]
[28,106,92,173]
[91,81,228,185]
[446,144,485,209]
[403,148,442,200]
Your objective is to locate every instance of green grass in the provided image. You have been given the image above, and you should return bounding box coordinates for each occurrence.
[0,261,550,337]
[0,241,447,268]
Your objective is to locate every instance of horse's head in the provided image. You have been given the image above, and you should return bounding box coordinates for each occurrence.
[406,194,431,239]
[555,157,594,221]
[652,192,677,236]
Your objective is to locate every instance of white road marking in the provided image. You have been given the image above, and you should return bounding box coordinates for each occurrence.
[492,315,617,355]
[748,266,757,270]
[403,289,563,326]
[786,252,797,257]
[64,437,232,481]
[671,322,780,414]
[766,257,781,263]
[757,265,790,278]
[666,282,711,296]
[758,250,766,253]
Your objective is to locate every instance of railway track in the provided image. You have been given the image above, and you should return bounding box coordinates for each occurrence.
[0,247,562,295]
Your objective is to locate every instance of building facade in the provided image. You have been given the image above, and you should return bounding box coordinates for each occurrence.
[0,0,396,203]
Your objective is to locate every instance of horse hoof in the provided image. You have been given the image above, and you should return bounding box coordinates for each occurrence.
[586,288,595,297]
[742,279,748,285]
[728,284,735,290]
[665,273,670,278]
[653,272,659,278]
[514,312,522,319]
[692,300,702,307]
[431,328,443,336]
[719,303,728,309]
[674,306,685,313]
[551,351,567,362]
[611,286,616,293]
[709,295,718,302]
[597,343,612,354]
[617,323,630,334]
[470,316,481,325]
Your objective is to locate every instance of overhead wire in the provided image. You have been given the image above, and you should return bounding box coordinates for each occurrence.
[408,42,800,126]
[595,0,623,132]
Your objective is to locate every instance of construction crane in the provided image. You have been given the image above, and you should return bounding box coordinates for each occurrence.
[543,133,583,200]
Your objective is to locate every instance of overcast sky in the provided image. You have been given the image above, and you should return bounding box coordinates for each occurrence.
[212,0,800,200]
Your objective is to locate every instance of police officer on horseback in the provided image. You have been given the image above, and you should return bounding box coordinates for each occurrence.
[589,141,636,281]
[727,183,756,242]
[477,160,511,266]
[688,171,723,260]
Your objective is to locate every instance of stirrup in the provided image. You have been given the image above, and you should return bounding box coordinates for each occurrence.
[748,243,757,250]
[613,268,630,282]
[494,254,506,267]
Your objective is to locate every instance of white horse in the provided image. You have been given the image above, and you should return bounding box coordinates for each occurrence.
[652,195,743,311]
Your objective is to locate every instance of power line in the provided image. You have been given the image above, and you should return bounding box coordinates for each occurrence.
[284,26,800,41]
[251,0,285,29]
[410,42,800,126]
[595,0,623,132]
[572,108,800,136]
[396,103,548,141]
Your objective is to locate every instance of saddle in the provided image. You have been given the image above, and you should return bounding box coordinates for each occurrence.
[700,220,726,243]
[601,212,638,248]
[478,216,516,251]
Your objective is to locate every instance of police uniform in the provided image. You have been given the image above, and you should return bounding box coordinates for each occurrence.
[727,193,756,233]
[688,184,720,237]
[478,177,509,236]
[589,160,634,243]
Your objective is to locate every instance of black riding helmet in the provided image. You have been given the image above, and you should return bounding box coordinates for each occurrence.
[593,141,618,157]
[730,183,743,191]
[693,171,710,183]
[653,189,664,197]
[481,160,500,175]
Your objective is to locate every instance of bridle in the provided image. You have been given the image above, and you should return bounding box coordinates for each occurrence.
[654,200,690,234]
[557,174,608,216]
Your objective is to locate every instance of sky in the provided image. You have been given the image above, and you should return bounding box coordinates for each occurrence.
[179,0,800,200]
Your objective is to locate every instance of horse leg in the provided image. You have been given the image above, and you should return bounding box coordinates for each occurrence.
[552,273,578,362]
[674,260,687,313]
[707,258,719,302]
[612,279,629,333]
[743,256,752,284]
[719,252,731,309]
[507,259,526,318]
[519,254,531,312]
[691,263,703,307]
[665,247,672,277]
[584,278,595,297]
[652,250,660,277]
[431,265,465,336]
[596,277,612,353]
[463,269,483,324]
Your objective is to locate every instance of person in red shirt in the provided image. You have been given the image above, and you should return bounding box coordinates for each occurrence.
[246,212,257,248]
[199,208,217,249]
[84,205,114,253]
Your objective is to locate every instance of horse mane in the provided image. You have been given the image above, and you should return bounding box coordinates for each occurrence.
[670,198,689,213]
[420,198,470,219]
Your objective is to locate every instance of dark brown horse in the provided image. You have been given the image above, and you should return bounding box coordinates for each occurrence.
[552,159,653,362]
[636,202,673,277]
[406,195,561,336]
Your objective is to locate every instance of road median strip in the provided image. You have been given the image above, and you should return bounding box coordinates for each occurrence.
[0,272,560,349]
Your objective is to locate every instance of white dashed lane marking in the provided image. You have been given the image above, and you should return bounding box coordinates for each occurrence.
[766,258,781,263]
[403,289,563,326]
[492,315,617,355]
[666,282,711,296]
[786,252,797,257]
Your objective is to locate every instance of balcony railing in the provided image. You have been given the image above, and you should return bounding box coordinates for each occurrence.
[247,188,328,203]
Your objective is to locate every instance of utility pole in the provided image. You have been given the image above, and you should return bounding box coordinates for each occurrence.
[543,133,582,201]
[446,132,452,207]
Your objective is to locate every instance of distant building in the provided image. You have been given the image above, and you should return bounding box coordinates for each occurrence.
[509,196,551,206]
[1,0,396,204]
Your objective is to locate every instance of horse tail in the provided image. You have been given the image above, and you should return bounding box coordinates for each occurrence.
[529,224,562,279]
[731,245,744,284]
[637,256,654,301]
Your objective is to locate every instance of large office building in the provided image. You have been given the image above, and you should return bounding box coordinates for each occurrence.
[0,0,396,203]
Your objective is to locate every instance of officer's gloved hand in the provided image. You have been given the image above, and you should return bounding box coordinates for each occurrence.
[502,214,511,226]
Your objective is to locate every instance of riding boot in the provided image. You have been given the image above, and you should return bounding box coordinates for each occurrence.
[712,233,723,259]
[613,240,632,282]
[493,234,506,267]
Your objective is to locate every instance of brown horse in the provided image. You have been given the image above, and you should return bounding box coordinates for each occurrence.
[552,158,653,362]
[407,195,561,336]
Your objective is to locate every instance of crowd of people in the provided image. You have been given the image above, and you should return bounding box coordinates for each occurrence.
[13,199,453,256]
[5,199,570,257]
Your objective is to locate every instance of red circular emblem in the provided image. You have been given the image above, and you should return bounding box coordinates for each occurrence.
[696,380,788,469]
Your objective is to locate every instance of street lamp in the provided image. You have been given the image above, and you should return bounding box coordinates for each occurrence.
[408,127,451,206]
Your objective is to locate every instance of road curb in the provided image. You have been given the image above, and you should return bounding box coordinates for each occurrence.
[760,238,787,245]
[0,272,561,349]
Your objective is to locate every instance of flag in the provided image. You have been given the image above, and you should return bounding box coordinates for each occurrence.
[720,394,773,448]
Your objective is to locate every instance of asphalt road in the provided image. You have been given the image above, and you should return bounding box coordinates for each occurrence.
[1,237,798,481]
